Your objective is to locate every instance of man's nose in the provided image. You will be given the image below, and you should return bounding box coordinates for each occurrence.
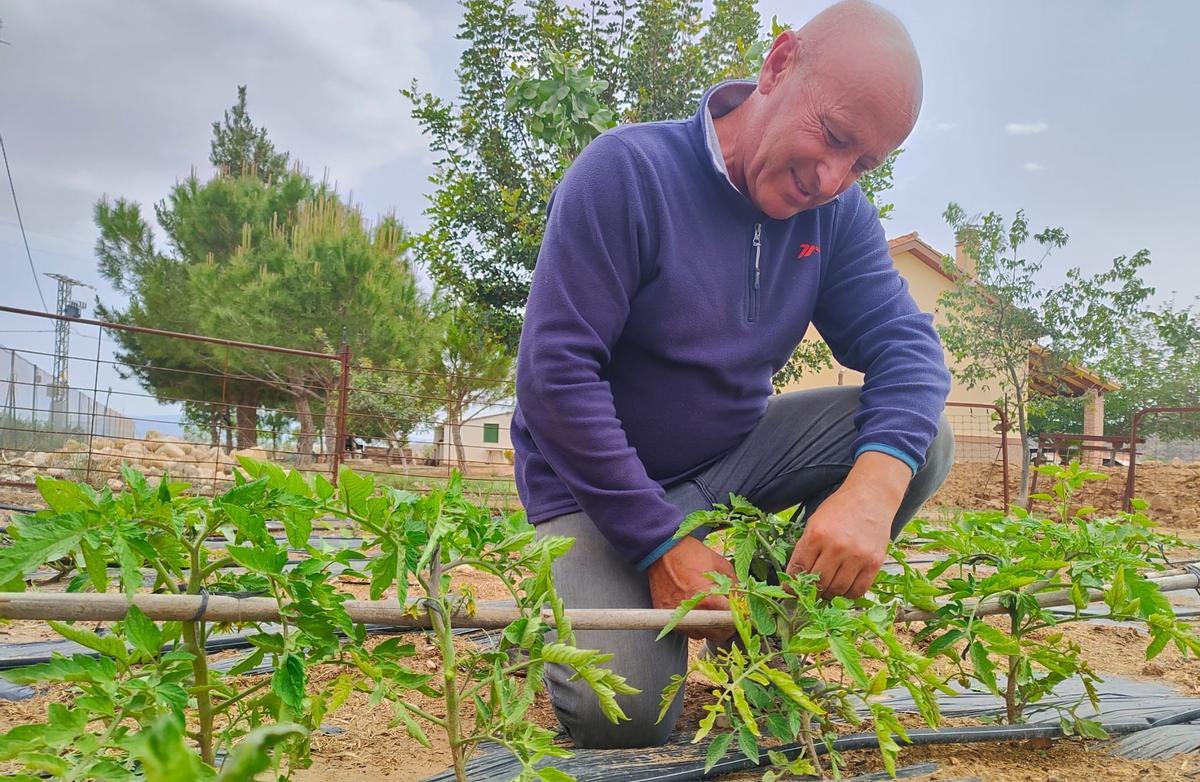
[815,155,855,200]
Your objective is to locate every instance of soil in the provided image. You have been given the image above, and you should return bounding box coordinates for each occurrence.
[931,461,1200,538]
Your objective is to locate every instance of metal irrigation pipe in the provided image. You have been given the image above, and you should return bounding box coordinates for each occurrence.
[2,571,1197,631]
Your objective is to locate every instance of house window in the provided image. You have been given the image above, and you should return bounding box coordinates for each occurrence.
[483,423,500,444]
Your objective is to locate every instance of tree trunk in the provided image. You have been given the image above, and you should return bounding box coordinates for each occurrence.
[207,406,220,448]
[295,397,316,465]
[323,390,341,466]
[223,407,234,453]
[449,408,467,474]
[234,387,260,449]
[1015,388,1031,508]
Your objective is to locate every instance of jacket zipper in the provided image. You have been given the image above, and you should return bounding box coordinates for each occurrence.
[747,222,762,322]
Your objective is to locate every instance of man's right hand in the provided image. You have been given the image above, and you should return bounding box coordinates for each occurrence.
[646,536,735,643]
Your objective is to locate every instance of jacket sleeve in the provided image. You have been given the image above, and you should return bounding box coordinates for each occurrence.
[515,133,683,568]
[811,186,952,471]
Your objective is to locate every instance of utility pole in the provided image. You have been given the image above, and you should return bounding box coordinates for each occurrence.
[44,273,91,426]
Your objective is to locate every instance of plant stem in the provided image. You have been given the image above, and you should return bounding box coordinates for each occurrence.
[184,535,216,766]
[427,546,468,782]
[800,710,823,777]
[213,677,271,715]
[182,618,215,765]
[1005,608,1020,724]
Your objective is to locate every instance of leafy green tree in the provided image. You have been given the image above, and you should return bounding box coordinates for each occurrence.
[407,0,768,350]
[424,308,514,471]
[1031,300,1200,440]
[348,358,441,464]
[937,204,1154,502]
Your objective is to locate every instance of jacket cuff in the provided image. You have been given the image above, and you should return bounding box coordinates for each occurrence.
[854,443,918,476]
[634,532,684,572]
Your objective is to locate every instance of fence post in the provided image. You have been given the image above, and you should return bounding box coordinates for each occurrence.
[331,339,351,487]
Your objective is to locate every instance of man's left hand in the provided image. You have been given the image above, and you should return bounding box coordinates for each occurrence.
[785,451,912,600]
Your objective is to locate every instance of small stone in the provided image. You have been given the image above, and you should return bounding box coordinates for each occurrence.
[1142,662,1167,676]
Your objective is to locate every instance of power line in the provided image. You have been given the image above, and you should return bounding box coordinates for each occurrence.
[0,131,48,312]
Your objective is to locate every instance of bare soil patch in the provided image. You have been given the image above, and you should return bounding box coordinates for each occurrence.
[931,461,1200,537]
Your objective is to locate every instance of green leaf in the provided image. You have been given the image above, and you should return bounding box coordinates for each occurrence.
[15,751,69,775]
[272,654,307,712]
[704,731,734,773]
[969,640,999,695]
[392,701,432,748]
[313,473,335,501]
[129,714,209,782]
[0,514,87,584]
[35,476,94,514]
[763,667,825,715]
[110,527,144,598]
[735,723,759,764]
[47,621,127,664]
[226,545,287,575]
[537,768,575,782]
[79,539,108,593]
[123,605,163,660]
[2,654,117,685]
[338,468,374,513]
[828,635,869,688]
[216,724,306,782]
[747,594,776,636]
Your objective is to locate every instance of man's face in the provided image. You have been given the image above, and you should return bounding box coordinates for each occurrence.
[742,39,918,220]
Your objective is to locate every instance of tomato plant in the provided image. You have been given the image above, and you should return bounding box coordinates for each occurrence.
[882,461,1200,731]
[0,462,367,779]
[658,496,947,779]
[0,461,634,782]
[322,467,637,782]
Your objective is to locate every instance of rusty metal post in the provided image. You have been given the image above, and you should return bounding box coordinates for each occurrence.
[330,338,351,486]
[1121,406,1200,512]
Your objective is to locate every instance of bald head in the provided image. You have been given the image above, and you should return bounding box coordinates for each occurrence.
[791,0,923,125]
[712,0,924,219]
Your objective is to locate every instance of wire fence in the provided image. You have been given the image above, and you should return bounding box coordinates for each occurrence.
[0,306,521,511]
[28,306,1185,520]
[1124,406,1200,514]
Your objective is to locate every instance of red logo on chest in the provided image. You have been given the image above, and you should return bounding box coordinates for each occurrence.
[796,243,820,258]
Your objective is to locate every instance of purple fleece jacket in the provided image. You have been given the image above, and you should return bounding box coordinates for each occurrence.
[512,84,951,570]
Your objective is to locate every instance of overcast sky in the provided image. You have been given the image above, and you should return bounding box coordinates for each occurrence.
[1,1,1197,423]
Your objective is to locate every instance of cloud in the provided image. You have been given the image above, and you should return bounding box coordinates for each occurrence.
[1021,162,1045,172]
[933,122,957,134]
[1006,121,1049,135]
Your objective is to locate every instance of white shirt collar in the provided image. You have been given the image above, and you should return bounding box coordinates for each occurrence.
[702,81,757,184]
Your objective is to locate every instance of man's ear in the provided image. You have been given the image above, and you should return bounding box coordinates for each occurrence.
[758,30,800,96]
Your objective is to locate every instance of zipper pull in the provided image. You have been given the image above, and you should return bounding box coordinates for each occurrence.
[752,223,762,290]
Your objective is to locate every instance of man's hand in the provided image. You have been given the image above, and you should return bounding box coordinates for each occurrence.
[786,451,911,600]
[646,536,736,643]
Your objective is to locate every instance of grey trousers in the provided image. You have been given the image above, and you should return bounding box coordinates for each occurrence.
[535,385,955,748]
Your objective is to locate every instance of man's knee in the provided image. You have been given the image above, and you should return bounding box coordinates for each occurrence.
[553,685,679,749]
[924,410,956,479]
